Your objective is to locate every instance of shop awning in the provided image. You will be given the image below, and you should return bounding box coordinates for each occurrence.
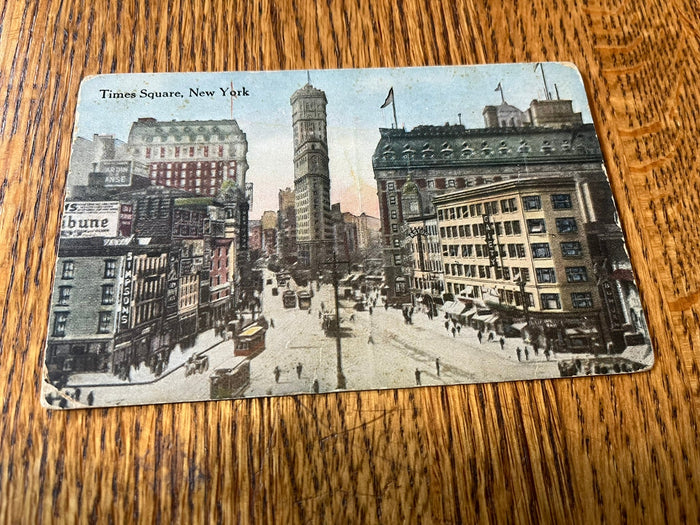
[473,312,494,322]
[510,322,528,331]
[445,302,469,316]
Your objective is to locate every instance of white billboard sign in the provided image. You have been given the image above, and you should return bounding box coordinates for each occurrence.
[61,201,120,238]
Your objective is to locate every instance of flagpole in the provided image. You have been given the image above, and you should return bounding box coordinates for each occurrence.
[392,96,398,129]
[535,63,551,100]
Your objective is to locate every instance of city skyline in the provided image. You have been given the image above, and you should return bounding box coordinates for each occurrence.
[72,64,594,220]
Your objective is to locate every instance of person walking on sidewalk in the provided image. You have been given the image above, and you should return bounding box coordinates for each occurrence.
[415,369,422,386]
[435,358,441,377]
[516,347,522,362]
[312,379,320,393]
[274,366,281,383]
[499,336,505,351]
[296,362,303,379]
[445,320,450,331]
[477,330,483,344]
[524,347,530,361]
[451,326,456,338]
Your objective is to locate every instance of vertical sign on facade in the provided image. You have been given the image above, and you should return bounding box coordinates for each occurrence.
[483,215,499,267]
[166,249,180,317]
[120,252,133,328]
[602,280,622,329]
[119,203,133,237]
[239,200,249,251]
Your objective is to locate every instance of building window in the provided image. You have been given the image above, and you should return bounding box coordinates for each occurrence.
[500,198,517,213]
[540,293,561,310]
[393,238,401,248]
[531,243,551,258]
[57,286,71,306]
[447,179,455,188]
[53,312,68,337]
[390,210,397,219]
[561,241,583,257]
[551,194,572,209]
[104,259,117,278]
[97,312,112,333]
[393,254,402,266]
[389,195,397,205]
[391,224,399,233]
[522,195,541,210]
[61,261,75,279]
[536,268,557,283]
[556,217,578,233]
[521,268,531,282]
[395,278,407,293]
[101,284,115,305]
[571,292,593,308]
[512,221,522,235]
[527,218,546,234]
[566,266,588,282]
[387,181,395,191]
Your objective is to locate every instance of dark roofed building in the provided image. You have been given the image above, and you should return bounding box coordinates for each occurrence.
[372,96,603,304]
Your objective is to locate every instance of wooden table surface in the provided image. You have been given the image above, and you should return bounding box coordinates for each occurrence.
[1,0,699,523]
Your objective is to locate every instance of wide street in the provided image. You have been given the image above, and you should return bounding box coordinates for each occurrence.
[245,269,559,396]
[63,268,560,407]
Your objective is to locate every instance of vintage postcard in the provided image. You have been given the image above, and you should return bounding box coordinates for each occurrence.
[42,64,653,408]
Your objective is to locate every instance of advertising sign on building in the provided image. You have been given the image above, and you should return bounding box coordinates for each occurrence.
[483,215,499,267]
[119,252,133,328]
[61,201,121,238]
[99,160,134,187]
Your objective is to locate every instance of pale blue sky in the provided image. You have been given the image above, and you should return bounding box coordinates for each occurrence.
[74,63,594,218]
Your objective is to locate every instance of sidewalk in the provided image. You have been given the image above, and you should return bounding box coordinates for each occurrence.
[66,329,226,388]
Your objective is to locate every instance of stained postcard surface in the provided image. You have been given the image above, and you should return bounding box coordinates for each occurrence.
[43,64,653,408]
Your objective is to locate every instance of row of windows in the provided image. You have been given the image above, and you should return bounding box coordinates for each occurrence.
[52,311,112,337]
[412,259,443,272]
[523,194,573,210]
[134,301,162,326]
[61,260,116,280]
[536,266,588,283]
[540,292,594,310]
[145,145,226,159]
[443,243,527,259]
[134,255,168,275]
[437,193,573,222]
[532,242,583,258]
[440,219,525,239]
[445,264,531,282]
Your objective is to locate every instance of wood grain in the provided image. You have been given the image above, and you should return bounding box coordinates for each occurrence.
[1,0,699,523]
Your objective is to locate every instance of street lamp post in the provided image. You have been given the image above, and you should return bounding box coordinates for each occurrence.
[322,251,348,390]
[517,277,530,326]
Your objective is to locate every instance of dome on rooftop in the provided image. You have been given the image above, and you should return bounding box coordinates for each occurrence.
[402,178,419,195]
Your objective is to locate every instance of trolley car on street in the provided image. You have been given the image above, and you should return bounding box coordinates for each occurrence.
[282,289,297,308]
[297,291,312,310]
[234,325,267,357]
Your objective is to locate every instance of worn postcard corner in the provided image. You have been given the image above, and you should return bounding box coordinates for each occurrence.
[42,63,653,409]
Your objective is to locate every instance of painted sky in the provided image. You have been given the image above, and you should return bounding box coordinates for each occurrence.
[73,63,594,220]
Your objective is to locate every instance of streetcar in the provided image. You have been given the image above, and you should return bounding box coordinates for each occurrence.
[282,289,297,308]
[234,324,267,357]
[210,360,250,399]
[297,291,312,310]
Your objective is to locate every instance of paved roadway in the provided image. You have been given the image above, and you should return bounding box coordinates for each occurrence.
[67,268,560,407]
